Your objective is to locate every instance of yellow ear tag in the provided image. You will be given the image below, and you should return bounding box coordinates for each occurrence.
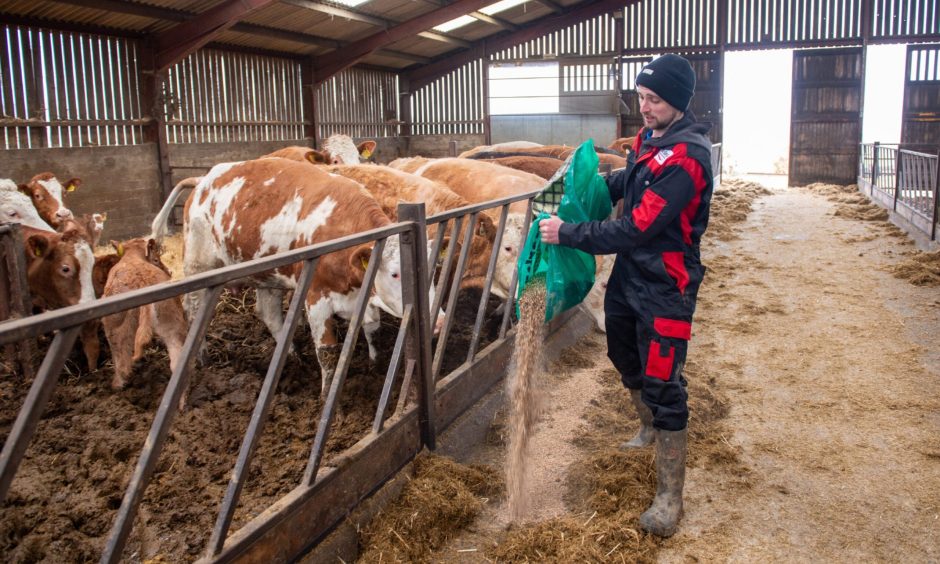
[361,149,372,159]
[360,256,368,269]
[66,182,77,192]
[117,243,124,257]
[34,247,42,257]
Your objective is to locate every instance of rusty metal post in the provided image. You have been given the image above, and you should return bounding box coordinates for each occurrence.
[397,203,436,450]
[139,39,173,200]
[931,148,940,241]
[0,224,35,378]
[893,147,903,210]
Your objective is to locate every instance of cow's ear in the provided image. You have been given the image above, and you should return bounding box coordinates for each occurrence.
[146,238,160,259]
[25,233,52,259]
[95,212,107,223]
[357,140,377,159]
[65,178,81,192]
[307,150,328,164]
[17,183,31,196]
[349,244,373,286]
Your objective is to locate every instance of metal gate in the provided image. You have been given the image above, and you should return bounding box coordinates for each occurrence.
[0,191,549,562]
[789,47,864,186]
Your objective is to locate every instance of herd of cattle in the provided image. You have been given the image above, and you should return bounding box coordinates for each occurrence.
[1,133,623,403]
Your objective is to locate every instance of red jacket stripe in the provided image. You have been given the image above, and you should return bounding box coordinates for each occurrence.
[654,317,692,340]
[632,189,668,232]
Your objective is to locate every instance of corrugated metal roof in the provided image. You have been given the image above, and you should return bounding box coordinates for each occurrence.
[0,0,576,71]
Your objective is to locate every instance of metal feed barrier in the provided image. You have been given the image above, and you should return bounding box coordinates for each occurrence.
[0,189,545,563]
[858,142,940,241]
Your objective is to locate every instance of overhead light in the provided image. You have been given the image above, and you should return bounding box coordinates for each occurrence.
[434,0,528,32]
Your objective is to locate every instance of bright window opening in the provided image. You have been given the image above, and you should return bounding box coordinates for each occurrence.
[489,62,559,115]
[435,0,529,32]
[331,0,370,7]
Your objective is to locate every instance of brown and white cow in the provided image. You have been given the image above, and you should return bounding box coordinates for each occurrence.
[18,172,80,228]
[20,223,99,368]
[1,179,55,230]
[154,157,431,395]
[581,254,614,333]
[264,135,377,166]
[387,157,546,300]
[324,164,499,297]
[101,238,188,398]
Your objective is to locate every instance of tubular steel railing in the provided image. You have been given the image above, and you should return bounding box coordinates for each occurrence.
[858,142,940,241]
[0,187,546,562]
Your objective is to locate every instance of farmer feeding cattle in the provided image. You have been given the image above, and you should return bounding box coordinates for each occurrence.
[538,53,714,537]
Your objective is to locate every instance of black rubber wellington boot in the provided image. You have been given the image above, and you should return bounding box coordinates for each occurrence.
[620,389,655,449]
[639,428,687,537]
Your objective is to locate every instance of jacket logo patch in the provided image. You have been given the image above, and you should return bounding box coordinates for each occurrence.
[654,149,674,165]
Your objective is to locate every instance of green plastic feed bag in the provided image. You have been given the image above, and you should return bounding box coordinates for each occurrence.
[516,140,613,322]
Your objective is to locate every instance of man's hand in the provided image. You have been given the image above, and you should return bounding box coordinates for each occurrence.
[539,215,564,244]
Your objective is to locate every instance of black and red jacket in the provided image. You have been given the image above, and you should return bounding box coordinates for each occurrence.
[558,112,714,324]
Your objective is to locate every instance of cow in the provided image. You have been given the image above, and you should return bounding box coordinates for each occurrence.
[387,157,546,300]
[608,137,633,157]
[151,157,435,396]
[458,141,544,158]
[1,179,55,230]
[264,134,377,165]
[473,155,564,180]
[464,147,627,172]
[20,222,100,369]
[101,238,188,403]
[323,164,499,301]
[78,212,107,247]
[581,254,614,333]
[17,172,80,228]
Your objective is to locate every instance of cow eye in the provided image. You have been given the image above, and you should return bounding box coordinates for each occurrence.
[7,210,17,218]
[60,264,72,275]
[503,246,512,253]
[391,272,399,279]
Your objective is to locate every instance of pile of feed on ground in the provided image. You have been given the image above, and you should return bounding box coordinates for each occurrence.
[800,182,938,286]
[356,176,766,561]
[0,240,504,562]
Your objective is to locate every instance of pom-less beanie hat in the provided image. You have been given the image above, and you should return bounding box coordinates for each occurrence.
[635,54,696,111]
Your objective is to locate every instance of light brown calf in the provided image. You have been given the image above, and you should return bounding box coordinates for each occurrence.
[101,238,187,395]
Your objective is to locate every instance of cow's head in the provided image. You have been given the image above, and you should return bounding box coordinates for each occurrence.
[19,172,80,227]
[491,213,527,300]
[83,212,107,247]
[23,225,96,308]
[309,135,377,165]
[1,179,55,230]
[350,237,443,332]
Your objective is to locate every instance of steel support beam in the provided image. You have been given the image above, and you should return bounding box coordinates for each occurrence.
[408,0,636,91]
[154,0,277,71]
[313,0,495,84]
[469,11,519,31]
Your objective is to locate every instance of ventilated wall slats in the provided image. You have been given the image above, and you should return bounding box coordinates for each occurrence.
[1,25,144,150]
[491,14,618,61]
[164,49,305,144]
[412,59,483,136]
[316,68,399,138]
[872,0,939,39]
[901,43,940,148]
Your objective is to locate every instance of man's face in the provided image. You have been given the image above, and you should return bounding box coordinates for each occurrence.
[637,85,682,134]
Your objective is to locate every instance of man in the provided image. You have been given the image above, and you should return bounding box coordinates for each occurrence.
[539,54,714,537]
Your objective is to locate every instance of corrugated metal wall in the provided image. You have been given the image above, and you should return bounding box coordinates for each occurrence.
[789,47,864,185]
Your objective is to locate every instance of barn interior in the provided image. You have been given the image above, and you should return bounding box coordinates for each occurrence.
[0,0,938,562]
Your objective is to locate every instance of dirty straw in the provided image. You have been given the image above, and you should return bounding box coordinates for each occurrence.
[506,280,548,522]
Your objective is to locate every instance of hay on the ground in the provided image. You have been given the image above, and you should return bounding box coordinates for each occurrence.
[887,250,940,287]
[357,454,503,563]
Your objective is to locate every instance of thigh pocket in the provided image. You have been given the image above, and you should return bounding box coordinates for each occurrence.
[645,317,691,381]
[645,339,675,381]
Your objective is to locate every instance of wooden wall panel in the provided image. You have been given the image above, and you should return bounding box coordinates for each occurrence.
[789,47,864,185]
